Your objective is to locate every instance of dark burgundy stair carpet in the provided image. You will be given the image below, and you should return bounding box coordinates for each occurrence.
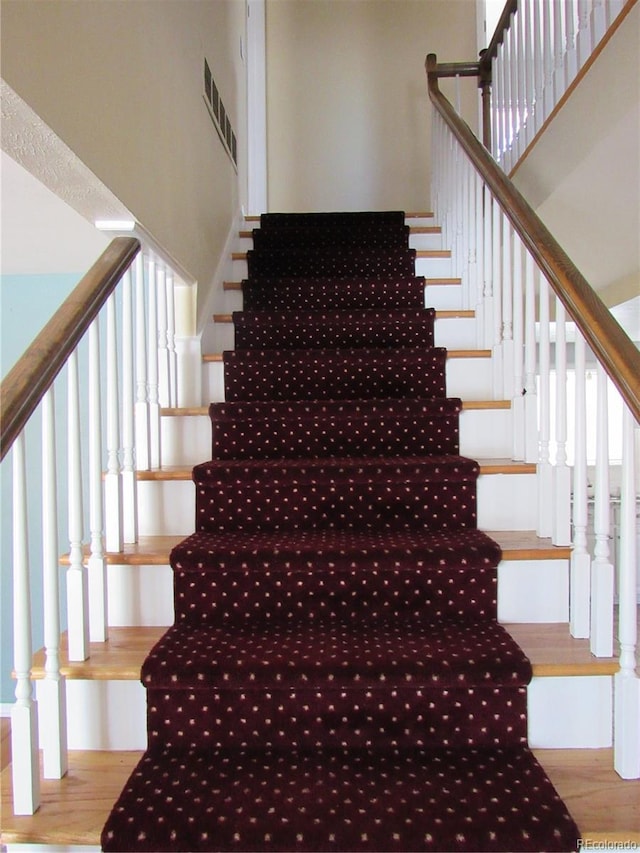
[102,210,579,851]
[233,308,435,350]
[209,397,461,459]
[242,275,426,310]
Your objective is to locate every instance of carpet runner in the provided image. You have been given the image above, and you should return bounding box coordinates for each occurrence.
[102,211,580,852]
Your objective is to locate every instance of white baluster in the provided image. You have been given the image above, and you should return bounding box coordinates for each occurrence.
[105,292,124,553]
[564,0,579,86]
[553,0,566,104]
[553,298,571,545]
[474,174,485,348]
[591,0,607,48]
[537,274,553,538]
[515,1,527,160]
[511,234,524,460]
[607,0,625,27]
[11,430,41,814]
[542,0,555,122]
[147,257,162,469]
[576,0,592,68]
[492,200,503,398]
[590,362,614,657]
[509,10,520,164]
[156,264,171,409]
[30,386,66,783]
[482,192,494,349]
[501,215,514,401]
[67,349,89,661]
[523,251,538,463]
[503,28,513,172]
[88,319,107,642]
[570,332,591,638]
[121,268,139,544]
[532,0,545,137]
[614,406,640,778]
[134,254,151,472]
[40,386,68,778]
[494,48,504,162]
[166,271,178,409]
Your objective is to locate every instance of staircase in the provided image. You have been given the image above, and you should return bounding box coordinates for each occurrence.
[2,212,636,850]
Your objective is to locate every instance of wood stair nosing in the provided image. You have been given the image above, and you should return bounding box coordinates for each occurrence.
[212,309,476,323]
[134,459,537,481]
[160,400,512,417]
[202,348,492,362]
[28,619,621,682]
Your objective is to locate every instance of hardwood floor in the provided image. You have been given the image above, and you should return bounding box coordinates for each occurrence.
[1,716,11,772]
[2,746,638,846]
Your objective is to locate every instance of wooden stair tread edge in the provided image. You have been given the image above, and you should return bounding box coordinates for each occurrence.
[58,530,569,568]
[213,310,476,322]
[203,349,492,361]
[134,460,536,480]
[3,747,636,847]
[29,622,621,681]
[161,401,509,416]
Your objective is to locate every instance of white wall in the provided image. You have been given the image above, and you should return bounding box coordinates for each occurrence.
[0,0,248,324]
[265,0,479,213]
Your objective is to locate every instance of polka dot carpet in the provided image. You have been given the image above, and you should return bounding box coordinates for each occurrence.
[102,211,579,851]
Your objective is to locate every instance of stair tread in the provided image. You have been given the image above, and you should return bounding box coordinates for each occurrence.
[161,399,510,416]
[30,620,621,681]
[135,458,537,480]
[3,747,636,847]
[100,746,578,852]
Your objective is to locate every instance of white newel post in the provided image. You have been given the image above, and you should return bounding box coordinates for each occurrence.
[553,299,571,545]
[614,406,640,778]
[147,257,162,469]
[134,254,151,471]
[537,274,553,538]
[67,350,90,661]
[121,269,139,544]
[570,332,591,638]
[40,386,68,779]
[11,431,41,814]
[590,362,614,657]
[105,292,124,553]
[88,319,107,641]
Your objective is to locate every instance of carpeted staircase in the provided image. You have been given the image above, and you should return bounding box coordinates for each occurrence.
[102,211,580,852]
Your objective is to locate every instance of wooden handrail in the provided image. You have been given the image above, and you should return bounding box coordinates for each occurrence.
[426,54,640,423]
[480,0,518,70]
[0,236,141,461]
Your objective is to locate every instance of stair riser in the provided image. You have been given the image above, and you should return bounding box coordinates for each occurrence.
[203,356,493,404]
[195,474,478,534]
[210,412,460,460]
[223,350,448,402]
[497,560,569,623]
[47,673,613,751]
[137,473,538,537]
[145,686,528,752]
[233,256,455,282]
[173,566,497,624]
[234,320,435,351]
[161,407,513,468]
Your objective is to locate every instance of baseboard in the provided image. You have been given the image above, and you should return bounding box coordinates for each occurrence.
[198,206,245,341]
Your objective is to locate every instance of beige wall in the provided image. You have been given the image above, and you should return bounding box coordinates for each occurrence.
[265,0,479,212]
[0,0,247,324]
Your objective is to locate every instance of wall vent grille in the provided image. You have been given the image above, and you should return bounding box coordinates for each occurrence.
[203,58,237,169]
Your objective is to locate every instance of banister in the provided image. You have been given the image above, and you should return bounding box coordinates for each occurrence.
[0,236,141,461]
[426,53,640,424]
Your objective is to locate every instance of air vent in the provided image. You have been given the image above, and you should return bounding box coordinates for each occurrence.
[204,58,237,169]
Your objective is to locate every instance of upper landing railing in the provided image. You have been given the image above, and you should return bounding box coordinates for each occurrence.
[479,0,632,170]
[426,0,639,781]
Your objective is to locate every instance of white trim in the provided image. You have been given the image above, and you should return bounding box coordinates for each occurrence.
[247,0,267,214]
[1,702,14,717]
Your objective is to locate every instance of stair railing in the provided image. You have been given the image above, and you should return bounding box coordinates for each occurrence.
[481,0,632,171]
[427,53,639,779]
[0,235,193,814]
